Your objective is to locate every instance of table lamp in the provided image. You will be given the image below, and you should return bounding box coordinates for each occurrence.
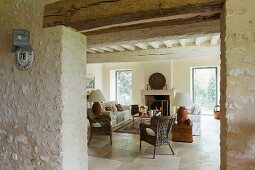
[172,92,193,124]
[87,89,106,115]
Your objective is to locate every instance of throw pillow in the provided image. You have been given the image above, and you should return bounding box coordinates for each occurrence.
[112,105,118,112]
[146,128,156,136]
[105,106,112,111]
[115,104,124,111]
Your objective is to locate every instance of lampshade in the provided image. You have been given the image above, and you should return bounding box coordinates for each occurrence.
[88,89,106,102]
[172,92,193,107]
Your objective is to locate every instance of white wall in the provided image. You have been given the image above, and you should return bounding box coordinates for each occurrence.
[87,57,220,105]
[143,61,173,89]
[102,60,172,104]
[102,62,144,104]
[172,56,220,97]
[87,63,104,91]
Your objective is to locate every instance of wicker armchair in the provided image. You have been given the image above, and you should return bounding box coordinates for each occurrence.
[87,109,112,145]
[140,115,176,159]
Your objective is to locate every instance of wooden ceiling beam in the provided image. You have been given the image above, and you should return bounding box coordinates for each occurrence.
[83,12,220,35]
[163,40,173,48]
[210,35,220,44]
[89,47,104,53]
[86,49,96,53]
[179,39,187,46]
[148,42,160,49]
[120,44,136,51]
[135,43,148,50]
[108,45,125,52]
[43,0,224,33]
[195,36,210,45]
[195,37,202,46]
[99,47,114,52]
[87,46,220,63]
[87,19,220,48]
[180,38,195,46]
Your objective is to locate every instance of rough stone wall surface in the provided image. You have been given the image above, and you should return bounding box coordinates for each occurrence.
[222,0,255,169]
[61,27,87,170]
[0,1,87,170]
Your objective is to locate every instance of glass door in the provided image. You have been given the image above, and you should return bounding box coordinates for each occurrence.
[192,67,218,115]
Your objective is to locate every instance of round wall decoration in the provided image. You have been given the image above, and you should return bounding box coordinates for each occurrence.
[149,72,166,89]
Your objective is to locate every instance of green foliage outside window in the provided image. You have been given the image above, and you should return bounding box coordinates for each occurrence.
[193,68,217,112]
[116,70,132,105]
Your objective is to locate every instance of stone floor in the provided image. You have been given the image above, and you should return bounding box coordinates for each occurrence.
[88,115,220,170]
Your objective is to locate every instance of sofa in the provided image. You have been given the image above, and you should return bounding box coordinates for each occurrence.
[187,105,201,122]
[100,101,132,127]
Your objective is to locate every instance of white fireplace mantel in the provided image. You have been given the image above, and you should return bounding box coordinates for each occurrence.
[141,89,174,96]
[141,89,176,114]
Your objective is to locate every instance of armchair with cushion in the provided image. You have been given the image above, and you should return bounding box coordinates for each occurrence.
[140,115,176,159]
[87,109,112,145]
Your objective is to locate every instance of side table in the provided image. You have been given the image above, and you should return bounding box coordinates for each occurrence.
[171,123,193,143]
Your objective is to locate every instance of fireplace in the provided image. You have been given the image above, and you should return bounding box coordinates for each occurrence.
[141,89,175,115]
[145,95,169,116]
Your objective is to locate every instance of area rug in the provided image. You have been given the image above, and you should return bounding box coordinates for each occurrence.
[114,118,201,136]
[114,118,150,134]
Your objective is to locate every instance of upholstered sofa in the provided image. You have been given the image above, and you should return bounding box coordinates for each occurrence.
[100,101,132,127]
[187,105,201,122]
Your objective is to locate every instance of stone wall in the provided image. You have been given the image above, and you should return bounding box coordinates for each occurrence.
[61,27,87,170]
[0,1,87,170]
[221,0,255,169]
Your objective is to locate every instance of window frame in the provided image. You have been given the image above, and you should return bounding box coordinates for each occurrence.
[115,69,132,104]
[192,67,218,106]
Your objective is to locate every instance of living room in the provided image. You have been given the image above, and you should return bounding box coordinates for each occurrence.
[86,42,221,169]
[2,0,254,170]
[87,57,220,108]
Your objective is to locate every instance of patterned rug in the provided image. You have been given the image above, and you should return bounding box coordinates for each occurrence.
[114,118,150,134]
[114,118,201,136]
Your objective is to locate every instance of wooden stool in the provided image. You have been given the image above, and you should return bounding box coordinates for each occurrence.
[171,123,193,143]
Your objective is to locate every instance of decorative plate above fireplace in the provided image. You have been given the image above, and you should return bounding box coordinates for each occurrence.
[149,72,166,90]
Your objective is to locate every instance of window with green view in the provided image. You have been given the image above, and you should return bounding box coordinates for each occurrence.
[116,70,132,105]
[192,67,218,114]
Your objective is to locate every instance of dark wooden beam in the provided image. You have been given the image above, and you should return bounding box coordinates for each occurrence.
[87,19,220,48]
[84,13,220,35]
[43,0,224,32]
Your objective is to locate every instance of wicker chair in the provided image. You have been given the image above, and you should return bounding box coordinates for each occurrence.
[140,115,176,159]
[87,109,112,145]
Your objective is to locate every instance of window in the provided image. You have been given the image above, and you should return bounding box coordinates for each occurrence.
[116,70,132,105]
[192,67,218,114]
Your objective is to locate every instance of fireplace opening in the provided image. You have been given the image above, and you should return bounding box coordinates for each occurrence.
[145,95,170,116]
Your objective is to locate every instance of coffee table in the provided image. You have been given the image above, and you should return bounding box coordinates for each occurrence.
[132,112,161,127]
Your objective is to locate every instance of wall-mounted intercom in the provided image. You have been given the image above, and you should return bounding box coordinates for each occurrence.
[12,29,34,70]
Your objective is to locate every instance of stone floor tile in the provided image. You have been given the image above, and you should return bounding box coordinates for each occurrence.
[88,156,121,170]
[88,115,220,170]
[117,162,144,170]
[103,148,140,162]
